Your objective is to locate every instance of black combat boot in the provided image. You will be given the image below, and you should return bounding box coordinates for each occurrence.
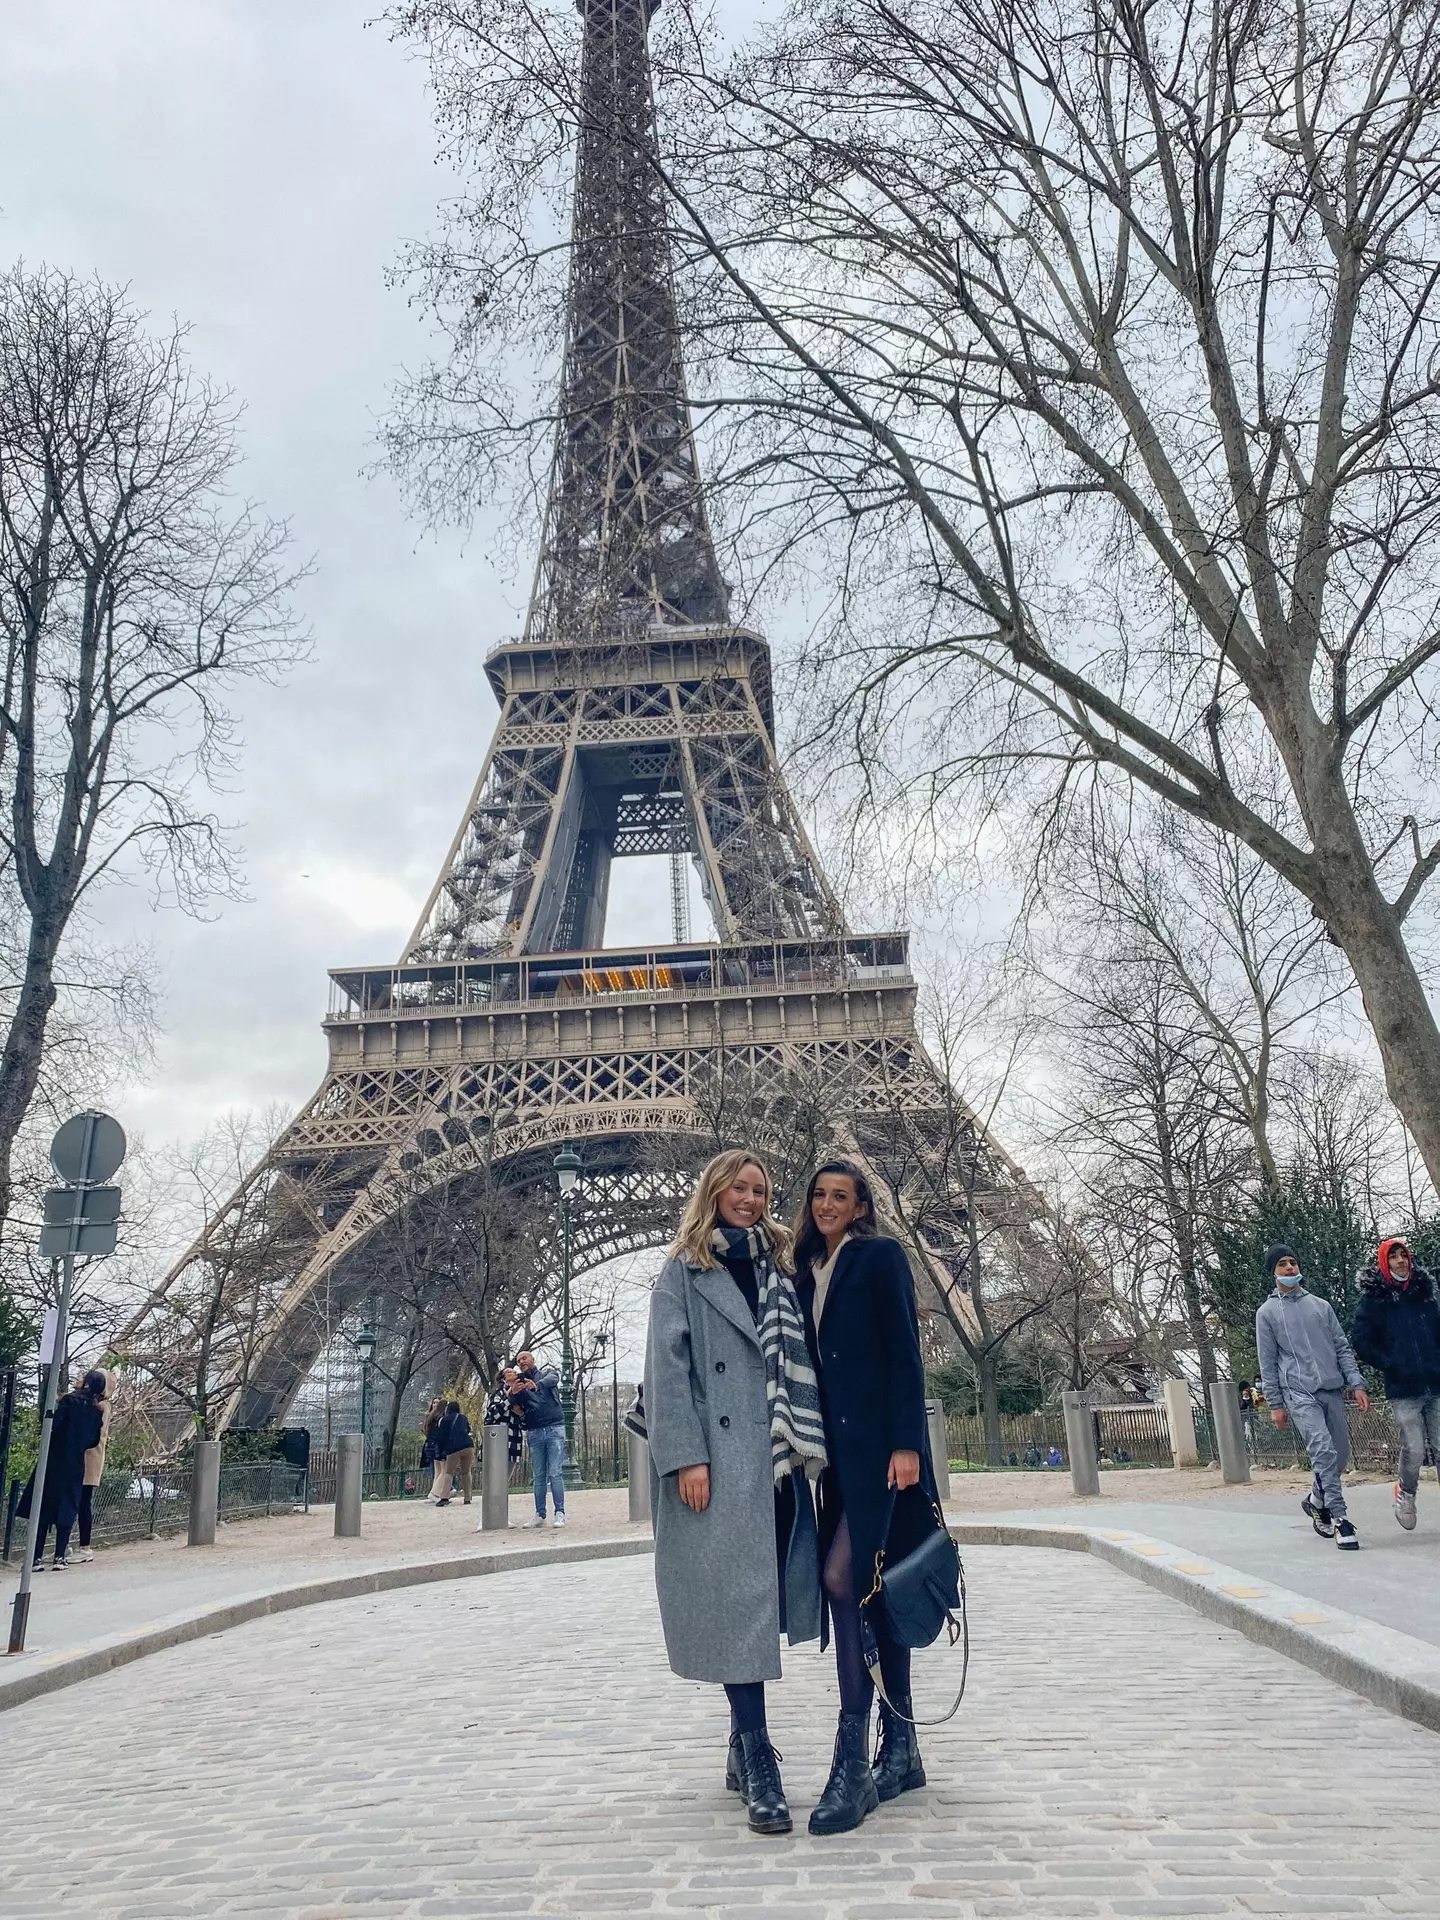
[738,1729,792,1835]
[808,1710,879,1835]
[871,1697,926,1801]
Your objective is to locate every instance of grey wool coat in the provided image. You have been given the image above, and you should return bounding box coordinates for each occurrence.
[645,1252,788,1683]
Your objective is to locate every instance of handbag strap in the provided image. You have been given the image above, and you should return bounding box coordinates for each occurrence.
[859,1555,970,1728]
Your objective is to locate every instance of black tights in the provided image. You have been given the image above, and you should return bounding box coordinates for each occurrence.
[824,1512,911,1716]
[724,1681,767,1734]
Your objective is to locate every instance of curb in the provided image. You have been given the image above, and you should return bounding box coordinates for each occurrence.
[0,1532,654,1715]
[949,1518,1440,1734]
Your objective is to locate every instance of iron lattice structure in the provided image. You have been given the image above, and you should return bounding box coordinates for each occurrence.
[112,0,1059,1439]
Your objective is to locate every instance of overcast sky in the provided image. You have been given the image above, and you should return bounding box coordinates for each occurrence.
[3,1,697,1144]
[0,1,739,1370]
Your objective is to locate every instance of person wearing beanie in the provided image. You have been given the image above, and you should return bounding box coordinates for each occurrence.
[1351,1238,1440,1531]
[1256,1246,1369,1549]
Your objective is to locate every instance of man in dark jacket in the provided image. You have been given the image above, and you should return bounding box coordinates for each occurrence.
[510,1350,568,1528]
[1351,1238,1440,1532]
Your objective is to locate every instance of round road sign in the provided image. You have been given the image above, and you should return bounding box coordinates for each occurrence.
[49,1111,127,1185]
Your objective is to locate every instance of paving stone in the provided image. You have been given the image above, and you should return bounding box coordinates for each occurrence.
[1,1548,1439,1918]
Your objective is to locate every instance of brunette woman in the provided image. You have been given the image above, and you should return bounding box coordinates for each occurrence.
[793,1160,933,1834]
[644,1149,826,1836]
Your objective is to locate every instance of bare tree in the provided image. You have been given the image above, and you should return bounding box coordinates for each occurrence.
[388,0,1440,1188]
[1048,953,1254,1385]
[0,265,306,1237]
[116,1109,335,1440]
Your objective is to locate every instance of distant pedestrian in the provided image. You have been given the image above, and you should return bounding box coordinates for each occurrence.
[511,1351,568,1528]
[1256,1245,1369,1550]
[1351,1238,1440,1533]
[421,1397,447,1500]
[434,1400,475,1507]
[1238,1380,1257,1451]
[20,1371,106,1571]
[483,1369,526,1464]
[1045,1446,1064,1469]
[74,1367,112,1562]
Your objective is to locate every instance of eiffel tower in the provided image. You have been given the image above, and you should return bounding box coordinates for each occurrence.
[115,0,1051,1437]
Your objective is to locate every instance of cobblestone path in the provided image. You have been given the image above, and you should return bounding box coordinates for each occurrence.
[2,1546,1437,1919]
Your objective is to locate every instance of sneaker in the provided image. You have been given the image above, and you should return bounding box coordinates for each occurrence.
[1395,1483,1418,1531]
[552,1511,566,1528]
[72,1546,95,1563]
[1302,1494,1334,1538]
[526,1513,547,1528]
[51,1557,68,1570]
[1335,1518,1360,1550]
[434,1498,450,1508]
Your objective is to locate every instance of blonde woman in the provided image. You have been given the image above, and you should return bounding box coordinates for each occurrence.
[644,1149,826,1837]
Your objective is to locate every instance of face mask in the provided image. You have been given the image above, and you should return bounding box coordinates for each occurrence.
[1276,1272,1302,1290]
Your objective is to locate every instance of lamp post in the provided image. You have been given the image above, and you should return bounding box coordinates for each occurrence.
[355,1323,377,1457]
[553,1143,582,1484]
[610,1308,620,1482]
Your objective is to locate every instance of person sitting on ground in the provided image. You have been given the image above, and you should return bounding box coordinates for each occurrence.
[1256,1245,1370,1550]
[1045,1446,1064,1468]
[510,1350,568,1528]
[1351,1237,1440,1533]
[19,1370,106,1571]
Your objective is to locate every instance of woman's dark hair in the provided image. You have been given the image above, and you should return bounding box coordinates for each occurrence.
[793,1160,879,1273]
[446,1399,462,1416]
[81,1369,107,1399]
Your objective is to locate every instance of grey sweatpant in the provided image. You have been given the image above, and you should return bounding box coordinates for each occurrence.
[1288,1387,1351,1519]
[1390,1395,1440,1496]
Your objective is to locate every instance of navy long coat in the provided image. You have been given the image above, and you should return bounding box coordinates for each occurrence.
[20,1391,102,1530]
[796,1235,936,1615]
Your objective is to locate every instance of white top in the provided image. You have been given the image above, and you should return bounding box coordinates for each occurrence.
[811,1233,853,1328]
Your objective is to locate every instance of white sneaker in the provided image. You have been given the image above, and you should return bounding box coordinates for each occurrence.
[553,1511,566,1528]
[51,1557,68,1571]
[526,1513,547,1528]
[73,1546,94,1563]
[1395,1483,1418,1530]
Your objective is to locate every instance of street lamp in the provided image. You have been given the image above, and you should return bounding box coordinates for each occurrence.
[553,1143,583,1482]
[355,1323,377,1451]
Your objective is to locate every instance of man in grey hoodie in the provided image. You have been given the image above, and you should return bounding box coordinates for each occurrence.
[1255,1244,1370,1550]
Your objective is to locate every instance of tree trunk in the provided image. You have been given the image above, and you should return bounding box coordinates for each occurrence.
[0,920,61,1237]
[1318,862,1440,1192]
[978,1349,1002,1467]
[1177,1263,1218,1387]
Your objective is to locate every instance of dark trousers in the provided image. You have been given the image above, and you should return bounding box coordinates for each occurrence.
[78,1483,95,1548]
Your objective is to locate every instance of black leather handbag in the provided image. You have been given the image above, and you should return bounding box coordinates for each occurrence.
[859,1482,969,1727]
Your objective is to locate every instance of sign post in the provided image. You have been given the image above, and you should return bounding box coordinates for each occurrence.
[7,1112,125,1656]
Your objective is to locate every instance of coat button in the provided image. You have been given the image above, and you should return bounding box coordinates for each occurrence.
[719,1415,730,1429]
[715,1361,725,1374]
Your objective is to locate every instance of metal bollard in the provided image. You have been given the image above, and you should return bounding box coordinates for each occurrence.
[187,1438,220,1546]
[481,1423,511,1530]
[627,1429,651,1525]
[925,1400,952,1502]
[334,1432,363,1537]
[1208,1378,1251,1484]
[1062,1390,1100,1496]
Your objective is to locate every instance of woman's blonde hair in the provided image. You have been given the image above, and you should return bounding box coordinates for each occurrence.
[670,1148,796,1273]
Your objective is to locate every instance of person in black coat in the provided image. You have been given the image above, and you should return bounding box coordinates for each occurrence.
[1351,1237,1440,1531]
[433,1400,475,1507]
[792,1160,935,1835]
[20,1370,106,1570]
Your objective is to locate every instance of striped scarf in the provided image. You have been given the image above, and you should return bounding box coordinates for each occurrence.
[711,1224,828,1485]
